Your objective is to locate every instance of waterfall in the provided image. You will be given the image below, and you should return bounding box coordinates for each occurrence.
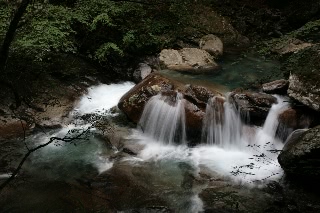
[139,92,186,145]
[255,96,289,147]
[202,95,289,149]
[201,95,242,148]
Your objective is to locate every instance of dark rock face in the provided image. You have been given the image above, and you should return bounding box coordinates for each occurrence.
[132,63,153,83]
[278,125,320,179]
[262,79,289,94]
[278,106,319,130]
[118,73,222,143]
[229,91,277,125]
[284,45,320,111]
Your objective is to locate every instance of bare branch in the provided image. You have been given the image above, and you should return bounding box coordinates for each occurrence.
[0,127,91,192]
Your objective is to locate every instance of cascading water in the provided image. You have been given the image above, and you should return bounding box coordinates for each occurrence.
[138,92,186,145]
[136,92,291,182]
[193,95,290,183]
[201,95,242,148]
[255,95,290,148]
[202,94,289,149]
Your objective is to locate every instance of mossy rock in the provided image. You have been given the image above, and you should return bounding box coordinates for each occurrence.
[284,44,320,111]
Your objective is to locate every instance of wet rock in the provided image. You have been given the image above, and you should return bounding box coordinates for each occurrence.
[184,85,221,106]
[284,45,320,111]
[229,91,277,125]
[118,73,222,143]
[278,125,320,179]
[262,79,289,94]
[184,101,206,144]
[118,73,174,123]
[199,34,223,57]
[0,119,29,139]
[159,48,219,74]
[278,106,316,133]
[93,162,175,211]
[133,63,153,83]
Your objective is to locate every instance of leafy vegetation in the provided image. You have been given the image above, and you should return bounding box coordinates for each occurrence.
[1,0,195,65]
[0,0,196,105]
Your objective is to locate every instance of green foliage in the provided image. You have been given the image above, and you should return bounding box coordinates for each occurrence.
[90,13,114,30]
[2,0,196,65]
[94,42,123,62]
[0,3,11,39]
[13,3,76,60]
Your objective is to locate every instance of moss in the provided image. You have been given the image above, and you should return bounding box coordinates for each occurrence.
[283,44,320,84]
[257,19,320,56]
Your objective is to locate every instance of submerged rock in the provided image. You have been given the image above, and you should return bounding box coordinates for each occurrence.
[199,34,223,58]
[278,125,320,179]
[262,79,289,94]
[229,91,277,125]
[159,48,219,74]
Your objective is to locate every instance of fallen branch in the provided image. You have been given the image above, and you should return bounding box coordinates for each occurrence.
[0,127,91,192]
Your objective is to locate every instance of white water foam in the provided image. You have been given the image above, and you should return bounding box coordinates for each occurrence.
[0,173,11,179]
[130,95,290,184]
[74,82,135,115]
[28,82,134,175]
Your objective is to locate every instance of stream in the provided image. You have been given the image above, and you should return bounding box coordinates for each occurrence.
[0,54,296,212]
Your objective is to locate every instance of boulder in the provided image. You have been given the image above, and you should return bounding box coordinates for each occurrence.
[118,73,222,143]
[271,39,312,57]
[278,107,316,130]
[277,107,315,140]
[159,48,219,74]
[118,73,174,123]
[288,74,320,111]
[199,34,223,57]
[262,79,289,94]
[278,125,320,179]
[284,45,320,111]
[184,84,220,106]
[229,91,277,125]
[132,63,153,83]
[187,4,250,48]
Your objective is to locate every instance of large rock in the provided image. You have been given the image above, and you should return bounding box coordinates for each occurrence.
[229,91,277,125]
[159,48,219,74]
[262,79,289,94]
[118,73,222,142]
[199,34,223,57]
[278,126,320,179]
[132,63,153,83]
[288,74,320,111]
[285,45,320,111]
[118,73,174,123]
[277,106,318,140]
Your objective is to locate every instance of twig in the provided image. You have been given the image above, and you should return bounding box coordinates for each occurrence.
[0,127,90,192]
